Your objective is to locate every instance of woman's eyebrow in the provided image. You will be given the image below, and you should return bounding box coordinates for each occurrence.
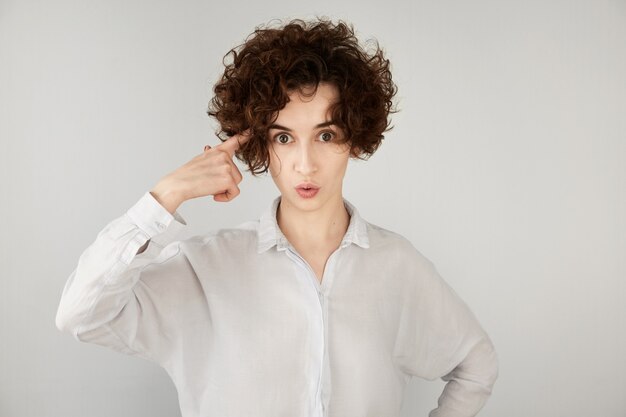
[268,121,337,131]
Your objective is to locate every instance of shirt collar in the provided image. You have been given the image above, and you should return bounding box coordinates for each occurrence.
[256,195,370,254]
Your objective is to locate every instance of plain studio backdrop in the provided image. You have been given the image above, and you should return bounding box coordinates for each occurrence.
[1,0,624,416]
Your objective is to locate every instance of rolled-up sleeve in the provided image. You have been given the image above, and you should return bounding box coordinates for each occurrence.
[393,248,499,417]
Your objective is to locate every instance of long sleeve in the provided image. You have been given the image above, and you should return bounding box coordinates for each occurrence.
[55,191,192,364]
[392,249,499,417]
[428,333,498,417]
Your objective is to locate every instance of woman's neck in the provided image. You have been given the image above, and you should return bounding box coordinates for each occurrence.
[276,195,350,249]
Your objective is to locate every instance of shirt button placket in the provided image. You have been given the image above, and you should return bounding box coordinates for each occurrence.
[286,248,325,416]
[317,291,325,416]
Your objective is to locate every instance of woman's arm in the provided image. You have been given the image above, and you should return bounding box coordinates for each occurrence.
[428,333,499,417]
[55,191,191,363]
[393,248,499,417]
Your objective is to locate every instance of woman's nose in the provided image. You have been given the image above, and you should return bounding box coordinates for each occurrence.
[294,142,318,175]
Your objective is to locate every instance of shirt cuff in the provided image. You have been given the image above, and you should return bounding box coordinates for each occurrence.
[125,191,187,239]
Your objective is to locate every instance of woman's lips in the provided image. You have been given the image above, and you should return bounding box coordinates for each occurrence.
[296,187,320,198]
[295,182,320,189]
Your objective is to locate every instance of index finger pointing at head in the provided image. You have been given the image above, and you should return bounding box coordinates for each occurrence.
[217,129,253,157]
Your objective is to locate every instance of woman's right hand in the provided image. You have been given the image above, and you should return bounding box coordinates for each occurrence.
[150,130,252,213]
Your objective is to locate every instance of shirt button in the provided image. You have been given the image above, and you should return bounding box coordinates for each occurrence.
[155,221,165,230]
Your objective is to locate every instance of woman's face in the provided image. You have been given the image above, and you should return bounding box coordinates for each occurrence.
[267,82,351,213]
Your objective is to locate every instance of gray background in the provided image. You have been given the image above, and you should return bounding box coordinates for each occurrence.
[1,0,625,416]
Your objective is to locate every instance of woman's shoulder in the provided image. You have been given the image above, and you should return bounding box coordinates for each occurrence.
[364,221,433,267]
[180,219,260,250]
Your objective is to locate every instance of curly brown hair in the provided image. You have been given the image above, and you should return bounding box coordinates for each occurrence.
[207,17,399,176]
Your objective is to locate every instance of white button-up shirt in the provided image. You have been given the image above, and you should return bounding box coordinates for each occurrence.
[56,191,498,417]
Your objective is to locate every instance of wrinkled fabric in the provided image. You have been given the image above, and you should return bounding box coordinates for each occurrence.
[56,191,498,417]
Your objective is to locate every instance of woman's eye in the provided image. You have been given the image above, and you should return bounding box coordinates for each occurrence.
[319,131,334,142]
[275,133,292,144]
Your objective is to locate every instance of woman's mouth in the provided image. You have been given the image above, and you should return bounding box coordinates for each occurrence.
[295,186,320,199]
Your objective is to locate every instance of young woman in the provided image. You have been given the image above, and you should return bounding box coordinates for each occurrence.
[56,17,498,417]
